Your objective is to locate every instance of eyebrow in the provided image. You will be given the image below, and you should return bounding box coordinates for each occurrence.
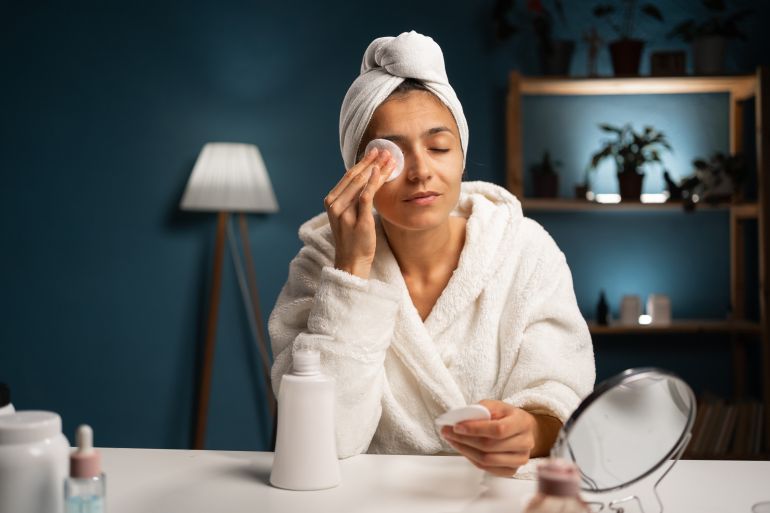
[378,126,454,142]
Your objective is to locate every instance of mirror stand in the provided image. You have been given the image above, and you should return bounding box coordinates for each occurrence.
[576,429,692,513]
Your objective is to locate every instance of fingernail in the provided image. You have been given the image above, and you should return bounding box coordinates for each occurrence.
[454,425,467,434]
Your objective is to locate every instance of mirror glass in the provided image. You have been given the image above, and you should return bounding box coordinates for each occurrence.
[553,367,696,493]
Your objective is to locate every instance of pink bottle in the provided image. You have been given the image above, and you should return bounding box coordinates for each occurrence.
[523,458,590,513]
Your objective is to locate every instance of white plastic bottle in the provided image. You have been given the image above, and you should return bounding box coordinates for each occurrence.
[270,349,341,490]
[65,425,106,513]
[0,384,14,416]
[523,458,590,513]
[0,411,70,513]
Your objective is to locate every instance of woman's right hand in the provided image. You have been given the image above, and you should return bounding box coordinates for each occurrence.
[324,148,397,280]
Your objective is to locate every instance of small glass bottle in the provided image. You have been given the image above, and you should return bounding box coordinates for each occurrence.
[0,383,14,416]
[64,425,106,513]
[523,458,590,513]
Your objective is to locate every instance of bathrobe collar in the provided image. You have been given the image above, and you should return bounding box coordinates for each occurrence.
[370,181,524,408]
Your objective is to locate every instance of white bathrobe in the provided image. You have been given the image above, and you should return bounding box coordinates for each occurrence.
[269,181,596,459]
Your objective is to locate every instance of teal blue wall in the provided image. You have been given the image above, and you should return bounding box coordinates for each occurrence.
[1,1,767,450]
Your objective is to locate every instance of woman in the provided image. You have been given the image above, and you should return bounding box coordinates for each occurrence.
[269,31,595,477]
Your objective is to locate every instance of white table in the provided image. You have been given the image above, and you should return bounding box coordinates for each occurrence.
[102,448,770,513]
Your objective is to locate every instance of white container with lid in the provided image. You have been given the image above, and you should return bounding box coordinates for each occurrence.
[0,411,70,513]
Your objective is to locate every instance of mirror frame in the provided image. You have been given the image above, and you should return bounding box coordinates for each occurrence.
[556,367,697,494]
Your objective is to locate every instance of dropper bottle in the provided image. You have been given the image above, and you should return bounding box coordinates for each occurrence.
[65,424,106,513]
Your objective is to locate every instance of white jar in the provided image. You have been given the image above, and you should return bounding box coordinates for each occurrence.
[0,411,70,513]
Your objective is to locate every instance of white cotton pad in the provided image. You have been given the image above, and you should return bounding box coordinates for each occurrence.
[434,404,492,427]
[365,138,404,182]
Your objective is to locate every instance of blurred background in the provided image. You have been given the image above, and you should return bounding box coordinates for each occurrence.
[1,0,768,456]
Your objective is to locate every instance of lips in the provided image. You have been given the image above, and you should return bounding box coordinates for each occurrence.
[405,191,440,201]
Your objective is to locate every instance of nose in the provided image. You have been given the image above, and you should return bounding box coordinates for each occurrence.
[404,147,432,182]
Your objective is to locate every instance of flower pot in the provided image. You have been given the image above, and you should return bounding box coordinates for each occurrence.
[692,36,726,75]
[574,184,589,200]
[533,173,559,198]
[617,171,644,200]
[538,39,575,76]
[609,39,645,76]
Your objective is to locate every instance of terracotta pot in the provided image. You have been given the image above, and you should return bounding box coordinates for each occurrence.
[609,39,645,76]
[617,171,644,200]
[533,173,559,198]
[538,39,575,76]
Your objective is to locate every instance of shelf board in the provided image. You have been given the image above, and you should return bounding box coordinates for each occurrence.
[521,199,758,213]
[517,74,757,100]
[588,320,762,335]
[732,203,760,219]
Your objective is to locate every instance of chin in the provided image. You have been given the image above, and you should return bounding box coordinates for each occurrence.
[381,211,448,232]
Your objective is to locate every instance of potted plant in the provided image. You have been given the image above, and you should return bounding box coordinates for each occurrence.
[589,123,672,200]
[530,151,561,197]
[592,0,664,76]
[575,165,593,199]
[674,152,748,210]
[493,0,575,75]
[667,0,751,75]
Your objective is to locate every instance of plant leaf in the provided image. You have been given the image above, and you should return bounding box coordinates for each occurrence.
[599,123,623,134]
[641,4,664,22]
[702,0,726,12]
[592,4,615,17]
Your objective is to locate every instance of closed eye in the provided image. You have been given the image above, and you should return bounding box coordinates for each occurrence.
[431,148,449,153]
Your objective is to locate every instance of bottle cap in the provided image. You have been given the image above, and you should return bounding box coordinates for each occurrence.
[70,424,101,478]
[0,411,62,445]
[293,350,321,375]
[0,383,9,408]
[537,458,581,497]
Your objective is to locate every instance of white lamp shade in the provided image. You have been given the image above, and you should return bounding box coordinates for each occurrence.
[180,142,279,213]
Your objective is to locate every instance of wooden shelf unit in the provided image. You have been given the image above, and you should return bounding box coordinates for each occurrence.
[506,68,770,458]
[588,320,762,336]
[522,199,758,214]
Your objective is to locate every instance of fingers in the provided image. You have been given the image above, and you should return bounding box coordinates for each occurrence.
[444,437,527,476]
[452,408,530,439]
[358,158,397,212]
[441,425,534,454]
[324,148,391,211]
[478,399,515,421]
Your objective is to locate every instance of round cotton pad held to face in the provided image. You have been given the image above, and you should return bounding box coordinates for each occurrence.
[365,139,404,182]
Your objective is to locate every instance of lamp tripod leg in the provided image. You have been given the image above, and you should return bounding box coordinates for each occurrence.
[193,211,229,450]
[238,214,276,421]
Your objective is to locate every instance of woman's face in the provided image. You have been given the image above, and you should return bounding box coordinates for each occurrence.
[360,90,464,232]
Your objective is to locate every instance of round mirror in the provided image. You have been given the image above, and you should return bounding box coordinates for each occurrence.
[552,367,696,493]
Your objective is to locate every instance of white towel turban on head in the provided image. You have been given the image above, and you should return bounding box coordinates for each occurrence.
[339,30,469,171]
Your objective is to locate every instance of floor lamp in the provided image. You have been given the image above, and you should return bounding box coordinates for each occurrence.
[180,142,279,450]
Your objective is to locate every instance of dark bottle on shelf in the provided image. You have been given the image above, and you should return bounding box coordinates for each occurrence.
[597,290,610,326]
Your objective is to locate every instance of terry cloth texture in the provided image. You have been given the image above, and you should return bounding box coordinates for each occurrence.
[339,30,469,171]
[269,181,596,472]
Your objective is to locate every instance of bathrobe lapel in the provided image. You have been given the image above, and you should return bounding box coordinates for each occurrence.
[424,191,515,337]
[371,222,464,410]
[370,184,520,411]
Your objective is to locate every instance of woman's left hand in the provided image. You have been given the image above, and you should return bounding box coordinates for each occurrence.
[440,399,537,477]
